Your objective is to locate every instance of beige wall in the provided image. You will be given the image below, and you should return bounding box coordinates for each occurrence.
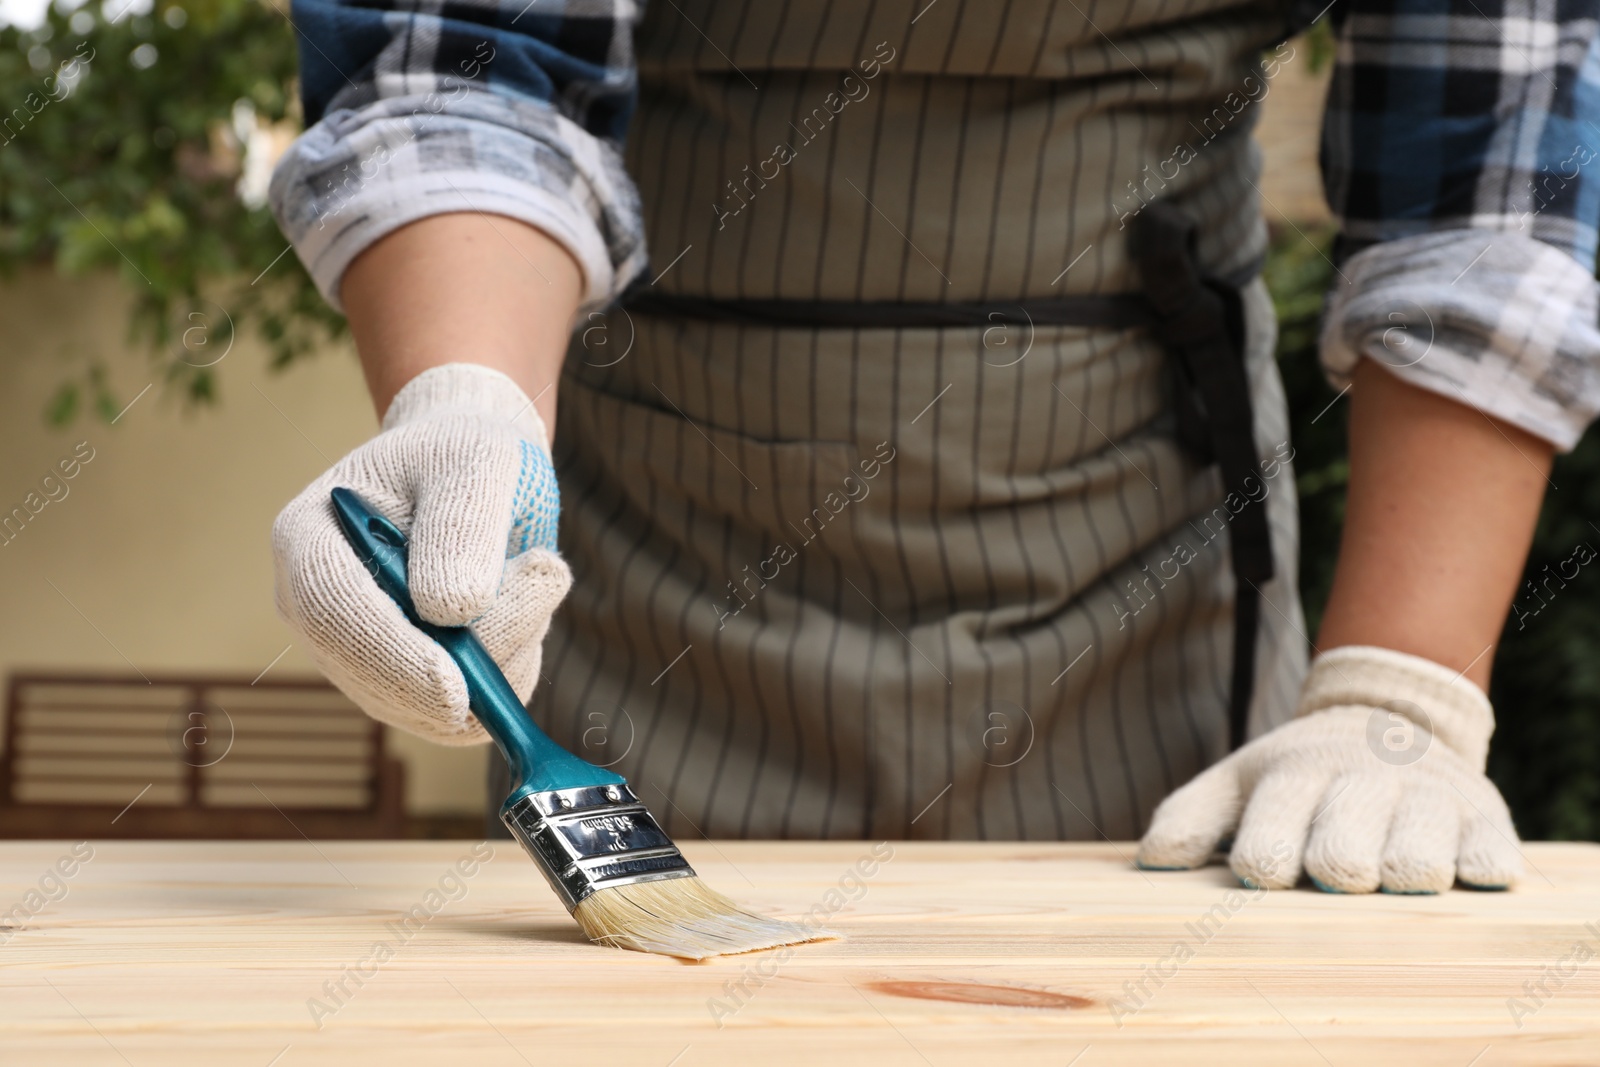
[1256,38,1334,226]
[0,270,488,817]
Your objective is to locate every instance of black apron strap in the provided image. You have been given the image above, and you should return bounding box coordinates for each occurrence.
[619,258,1263,330]
[1131,202,1274,750]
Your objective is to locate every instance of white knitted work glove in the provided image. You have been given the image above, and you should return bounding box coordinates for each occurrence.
[273,363,570,745]
[1136,646,1523,893]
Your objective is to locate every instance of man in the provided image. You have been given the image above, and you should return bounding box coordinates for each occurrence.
[268,0,1599,892]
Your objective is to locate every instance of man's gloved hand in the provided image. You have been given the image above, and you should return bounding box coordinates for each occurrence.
[1136,646,1523,893]
[273,363,569,745]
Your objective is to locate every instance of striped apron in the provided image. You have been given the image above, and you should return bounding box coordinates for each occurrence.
[495,0,1311,842]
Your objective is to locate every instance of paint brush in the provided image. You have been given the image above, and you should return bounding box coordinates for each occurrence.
[331,487,830,960]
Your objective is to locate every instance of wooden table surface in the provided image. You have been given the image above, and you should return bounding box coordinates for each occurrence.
[3,839,1599,1066]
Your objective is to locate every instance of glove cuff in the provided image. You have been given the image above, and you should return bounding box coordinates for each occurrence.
[382,363,550,445]
[1295,645,1495,770]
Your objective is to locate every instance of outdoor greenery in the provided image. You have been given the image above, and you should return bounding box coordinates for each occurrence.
[4,5,1597,840]
[0,0,337,421]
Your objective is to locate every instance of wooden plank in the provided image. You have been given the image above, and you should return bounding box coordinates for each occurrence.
[11,781,187,805]
[1,841,1597,1065]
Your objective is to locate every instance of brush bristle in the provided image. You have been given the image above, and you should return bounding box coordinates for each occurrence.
[571,876,835,960]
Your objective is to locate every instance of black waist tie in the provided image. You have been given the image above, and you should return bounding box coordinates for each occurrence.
[620,204,1269,751]
[1130,203,1273,751]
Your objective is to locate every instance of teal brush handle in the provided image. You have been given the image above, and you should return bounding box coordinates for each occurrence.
[330,487,623,802]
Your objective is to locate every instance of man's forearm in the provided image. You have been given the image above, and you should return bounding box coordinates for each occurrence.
[340,213,585,440]
[1315,359,1555,688]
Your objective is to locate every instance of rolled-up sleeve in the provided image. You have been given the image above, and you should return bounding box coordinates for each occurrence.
[1319,1,1600,451]
[268,0,646,313]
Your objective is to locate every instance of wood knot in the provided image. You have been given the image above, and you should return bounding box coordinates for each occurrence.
[866,980,1093,1010]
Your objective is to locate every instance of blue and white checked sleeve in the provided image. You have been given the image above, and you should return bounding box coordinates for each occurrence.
[1319,0,1600,450]
[268,0,647,314]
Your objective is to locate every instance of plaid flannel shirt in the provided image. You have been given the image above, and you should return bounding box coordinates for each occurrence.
[269,0,646,314]
[269,0,1600,448]
[1320,0,1600,449]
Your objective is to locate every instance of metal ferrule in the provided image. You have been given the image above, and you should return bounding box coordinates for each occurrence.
[500,783,695,910]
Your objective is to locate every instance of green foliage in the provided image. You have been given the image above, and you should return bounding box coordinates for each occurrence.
[1301,17,1335,74]
[0,0,340,422]
[1268,226,1600,842]
[1265,223,1345,638]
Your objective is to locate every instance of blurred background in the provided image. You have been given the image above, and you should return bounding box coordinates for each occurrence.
[0,2,1594,841]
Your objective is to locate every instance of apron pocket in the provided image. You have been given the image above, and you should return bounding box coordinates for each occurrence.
[558,371,866,543]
